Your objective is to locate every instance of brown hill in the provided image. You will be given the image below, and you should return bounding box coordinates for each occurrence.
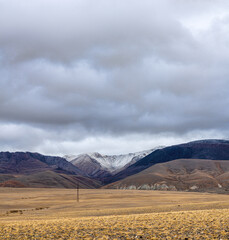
[0,180,26,188]
[105,159,229,193]
[0,171,101,189]
[0,152,101,189]
[0,152,83,175]
[110,140,229,184]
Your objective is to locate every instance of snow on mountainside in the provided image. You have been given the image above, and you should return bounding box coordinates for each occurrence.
[87,150,153,172]
[64,154,79,162]
[64,148,162,178]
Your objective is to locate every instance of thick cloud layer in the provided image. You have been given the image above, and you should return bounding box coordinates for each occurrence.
[0,0,229,155]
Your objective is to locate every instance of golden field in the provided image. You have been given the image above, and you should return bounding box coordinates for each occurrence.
[0,188,229,239]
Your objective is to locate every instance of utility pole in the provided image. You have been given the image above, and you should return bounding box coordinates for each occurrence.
[77,183,79,202]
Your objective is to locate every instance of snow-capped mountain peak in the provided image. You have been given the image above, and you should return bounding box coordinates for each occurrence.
[64,147,162,178]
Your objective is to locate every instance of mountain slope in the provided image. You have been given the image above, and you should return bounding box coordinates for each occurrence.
[69,153,113,180]
[0,171,101,189]
[105,158,229,192]
[67,149,155,180]
[0,152,101,188]
[0,152,84,175]
[111,140,229,183]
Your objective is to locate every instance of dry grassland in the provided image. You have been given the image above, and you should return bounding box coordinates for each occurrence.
[0,188,229,239]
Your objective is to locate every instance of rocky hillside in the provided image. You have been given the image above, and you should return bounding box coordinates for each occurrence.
[0,152,101,188]
[105,158,229,192]
[66,149,155,181]
[110,140,229,184]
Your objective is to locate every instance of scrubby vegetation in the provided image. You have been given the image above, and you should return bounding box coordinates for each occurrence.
[0,209,229,239]
[0,188,229,239]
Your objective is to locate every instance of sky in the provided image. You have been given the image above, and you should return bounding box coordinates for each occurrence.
[0,0,229,156]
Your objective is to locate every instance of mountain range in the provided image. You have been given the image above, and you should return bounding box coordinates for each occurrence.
[1,139,229,193]
[0,152,101,188]
[105,140,229,192]
[64,149,155,182]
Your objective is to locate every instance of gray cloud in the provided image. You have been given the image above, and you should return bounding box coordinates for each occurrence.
[0,0,229,155]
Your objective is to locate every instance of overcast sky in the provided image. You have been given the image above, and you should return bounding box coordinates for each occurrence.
[0,0,229,156]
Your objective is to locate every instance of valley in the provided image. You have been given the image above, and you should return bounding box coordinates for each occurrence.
[2,140,229,193]
[1,140,229,239]
[0,188,229,239]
